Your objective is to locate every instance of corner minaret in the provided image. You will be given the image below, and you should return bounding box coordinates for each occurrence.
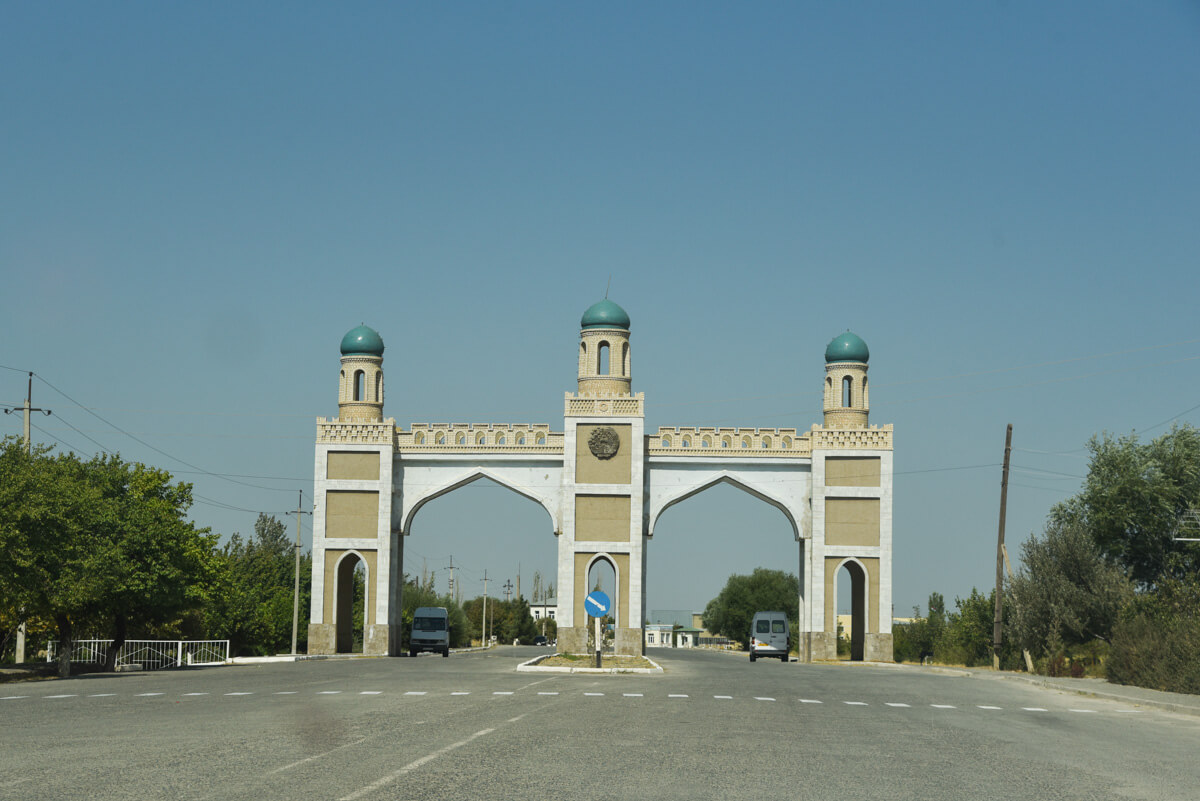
[338,324,385,421]
[577,299,632,397]
[823,331,869,428]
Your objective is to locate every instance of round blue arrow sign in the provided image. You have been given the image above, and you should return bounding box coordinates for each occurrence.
[584,590,611,618]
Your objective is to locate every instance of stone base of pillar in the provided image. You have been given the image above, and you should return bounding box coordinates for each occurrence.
[802,631,837,661]
[864,633,893,663]
[556,626,588,655]
[308,623,336,655]
[366,624,398,656]
[614,627,643,656]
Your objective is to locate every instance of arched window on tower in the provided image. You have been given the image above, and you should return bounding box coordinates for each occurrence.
[354,370,365,402]
[375,373,383,402]
[826,376,833,406]
[843,376,853,408]
[621,342,629,376]
[598,341,610,376]
[863,376,868,406]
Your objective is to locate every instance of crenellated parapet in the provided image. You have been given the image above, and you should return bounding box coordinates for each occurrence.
[317,417,396,445]
[649,426,812,457]
[565,393,644,417]
[397,422,564,454]
[811,423,892,450]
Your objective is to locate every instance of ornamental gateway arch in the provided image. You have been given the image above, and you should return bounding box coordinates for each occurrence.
[307,299,893,662]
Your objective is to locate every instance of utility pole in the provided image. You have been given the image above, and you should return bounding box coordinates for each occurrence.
[4,372,51,664]
[993,424,1012,670]
[481,570,489,646]
[447,556,456,602]
[503,579,513,602]
[286,491,311,656]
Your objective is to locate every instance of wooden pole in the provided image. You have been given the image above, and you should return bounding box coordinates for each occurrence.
[993,424,1012,670]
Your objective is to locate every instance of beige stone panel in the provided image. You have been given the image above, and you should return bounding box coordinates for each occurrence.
[574,496,631,542]
[825,457,881,487]
[824,557,880,634]
[327,451,381,481]
[323,549,377,626]
[825,498,880,547]
[325,490,379,538]
[575,424,632,484]
[572,552,630,628]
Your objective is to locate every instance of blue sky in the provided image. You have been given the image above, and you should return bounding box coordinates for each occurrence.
[3,3,1198,619]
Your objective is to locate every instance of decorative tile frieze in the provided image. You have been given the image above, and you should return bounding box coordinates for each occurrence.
[649,426,812,457]
[397,422,564,454]
[811,424,893,450]
[316,418,396,445]
[564,393,645,417]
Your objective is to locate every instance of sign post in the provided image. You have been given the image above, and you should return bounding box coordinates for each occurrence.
[584,590,611,669]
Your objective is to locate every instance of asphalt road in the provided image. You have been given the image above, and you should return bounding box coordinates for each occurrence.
[3,648,1199,801]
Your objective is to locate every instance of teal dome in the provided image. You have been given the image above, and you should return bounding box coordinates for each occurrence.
[581,299,630,330]
[825,331,869,363]
[340,324,385,357]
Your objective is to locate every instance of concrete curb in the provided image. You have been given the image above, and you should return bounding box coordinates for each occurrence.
[516,654,664,674]
[998,673,1200,717]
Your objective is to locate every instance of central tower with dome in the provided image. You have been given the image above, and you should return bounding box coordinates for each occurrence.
[307,302,893,662]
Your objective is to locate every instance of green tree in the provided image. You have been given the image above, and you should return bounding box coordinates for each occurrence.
[0,439,218,676]
[702,568,799,649]
[1051,425,1200,587]
[1007,518,1133,662]
[203,514,311,657]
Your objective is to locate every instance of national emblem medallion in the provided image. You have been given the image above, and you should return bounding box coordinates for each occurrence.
[588,427,620,460]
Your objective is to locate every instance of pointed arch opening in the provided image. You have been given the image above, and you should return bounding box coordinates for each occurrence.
[334,551,369,654]
[354,370,366,402]
[598,341,611,376]
[842,375,853,408]
[835,558,868,661]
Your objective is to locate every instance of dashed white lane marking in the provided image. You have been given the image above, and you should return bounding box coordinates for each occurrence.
[1069,709,1098,714]
[183,693,209,696]
[360,691,382,695]
[931,704,956,709]
[714,695,732,700]
[493,691,514,696]
[225,692,253,696]
[584,692,604,697]
[669,694,688,698]
[137,693,163,697]
[451,692,470,696]
[317,691,341,695]
[270,738,368,775]
[45,695,77,699]
[274,691,297,695]
[1023,707,1048,712]
[800,699,822,704]
[886,703,911,708]
[88,693,116,697]
[2,696,30,700]
[537,692,559,696]
[978,705,1002,710]
[844,701,868,706]
[340,728,495,801]
[754,697,775,702]
[624,693,643,697]
[404,692,426,696]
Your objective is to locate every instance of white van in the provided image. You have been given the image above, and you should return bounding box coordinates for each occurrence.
[410,606,450,657]
[749,611,790,662]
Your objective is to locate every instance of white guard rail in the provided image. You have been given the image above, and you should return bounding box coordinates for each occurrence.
[46,639,230,670]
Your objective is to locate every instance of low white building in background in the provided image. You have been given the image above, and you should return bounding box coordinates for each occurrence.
[532,603,557,621]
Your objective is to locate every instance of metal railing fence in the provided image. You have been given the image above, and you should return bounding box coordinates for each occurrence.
[46,639,229,670]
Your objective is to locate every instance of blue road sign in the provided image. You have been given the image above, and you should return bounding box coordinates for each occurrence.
[584,590,611,618]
